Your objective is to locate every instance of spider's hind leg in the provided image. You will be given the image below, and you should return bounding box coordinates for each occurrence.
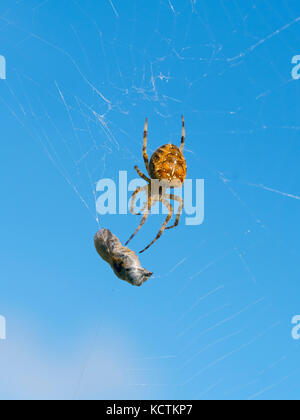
[143,118,150,173]
[180,115,185,152]
[135,166,150,183]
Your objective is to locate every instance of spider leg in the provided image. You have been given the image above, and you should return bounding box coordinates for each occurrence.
[140,198,173,254]
[129,185,149,215]
[166,194,184,230]
[125,196,153,246]
[180,115,185,152]
[134,165,151,183]
[138,200,151,216]
[143,118,150,173]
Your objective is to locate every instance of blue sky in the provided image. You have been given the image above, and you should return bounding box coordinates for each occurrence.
[0,0,300,400]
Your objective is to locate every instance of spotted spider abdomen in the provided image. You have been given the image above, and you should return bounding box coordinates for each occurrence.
[149,144,187,187]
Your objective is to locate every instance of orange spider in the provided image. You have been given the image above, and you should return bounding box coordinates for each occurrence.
[126,116,187,253]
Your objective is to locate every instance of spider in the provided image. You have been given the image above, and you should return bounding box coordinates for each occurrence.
[126,116,187,254]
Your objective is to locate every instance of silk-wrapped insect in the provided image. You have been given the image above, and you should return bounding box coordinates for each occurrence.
[94,229,153,287]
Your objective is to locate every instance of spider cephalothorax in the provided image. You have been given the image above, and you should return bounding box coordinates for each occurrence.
[126,116,187,253]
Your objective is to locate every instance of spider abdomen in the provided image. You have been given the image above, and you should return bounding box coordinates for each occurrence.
[149,144,187,187]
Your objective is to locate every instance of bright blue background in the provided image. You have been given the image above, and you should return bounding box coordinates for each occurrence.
[0,0,300,400]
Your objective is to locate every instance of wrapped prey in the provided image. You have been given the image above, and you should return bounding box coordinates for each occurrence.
[94,229,153,287]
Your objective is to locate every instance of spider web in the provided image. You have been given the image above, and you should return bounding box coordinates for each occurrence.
[1,0,300,400]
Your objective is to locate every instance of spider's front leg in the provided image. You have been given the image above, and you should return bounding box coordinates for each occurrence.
[140,199,173,254]
[166,194,184,230]
[129,185,149,215]
[125,196,153,246]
